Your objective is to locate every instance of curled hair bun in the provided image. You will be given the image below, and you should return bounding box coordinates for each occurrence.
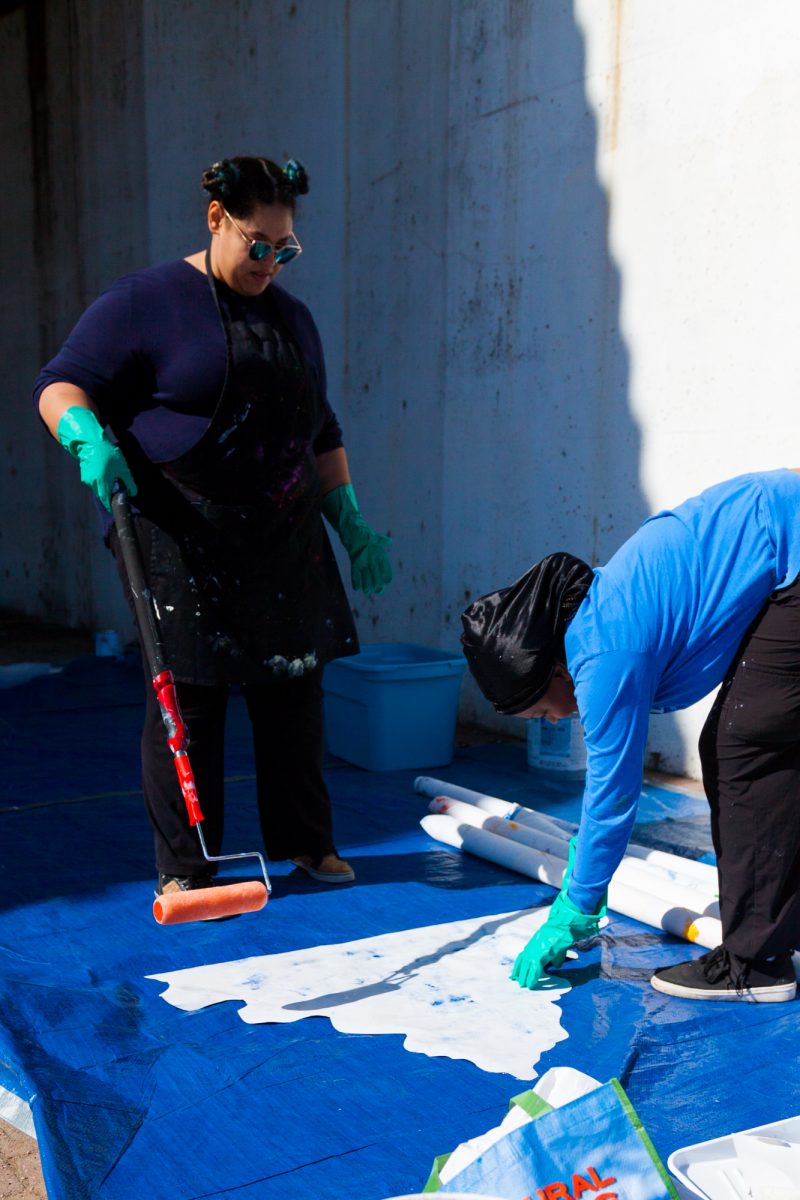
[201,159,240,200]
[200,155,309,212]
[282,159,310,196]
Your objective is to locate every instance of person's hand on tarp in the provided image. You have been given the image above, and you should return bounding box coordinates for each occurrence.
[511,890,604,988]
[511,836,606,989]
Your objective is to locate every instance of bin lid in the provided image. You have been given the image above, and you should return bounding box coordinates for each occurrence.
[333,642,466,677]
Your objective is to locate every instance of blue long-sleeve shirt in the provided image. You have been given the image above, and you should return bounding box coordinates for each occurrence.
[565,469,800,912]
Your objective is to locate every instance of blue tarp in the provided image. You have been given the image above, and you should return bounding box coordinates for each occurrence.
[0,658,796,1198]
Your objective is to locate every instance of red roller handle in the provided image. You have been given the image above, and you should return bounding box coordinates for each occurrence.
[153,670,187,752]
[173,753,204,826]
[152,669,205,826]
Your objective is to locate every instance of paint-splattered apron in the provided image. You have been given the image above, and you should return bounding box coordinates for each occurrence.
[122,253,358,685]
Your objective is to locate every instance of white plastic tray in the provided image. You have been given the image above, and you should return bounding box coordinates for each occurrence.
[668,1114,800,1199]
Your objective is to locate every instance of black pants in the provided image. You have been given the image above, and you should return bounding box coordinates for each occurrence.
[109,522,338,877]
[142,670,337,876]
[699,577,800,959]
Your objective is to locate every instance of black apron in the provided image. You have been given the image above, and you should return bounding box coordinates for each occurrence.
[119,253,358,685]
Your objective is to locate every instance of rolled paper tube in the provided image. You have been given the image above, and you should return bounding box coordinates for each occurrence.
[607,850,718,907]
[421,814,567,889]
[420,813,465,850]
[418,776,578,840]
[415,776,526,819]
[483,814,715,897]
[427,799,579,869]
[493,806,573,840]
[416,775,717,889]
[605,883,721,948]
[507,809,717,890]
[153,881,268,925]
[421,813,722,949]
[481,814,572,862]
[428,796,495,829]
[485,817,720,917]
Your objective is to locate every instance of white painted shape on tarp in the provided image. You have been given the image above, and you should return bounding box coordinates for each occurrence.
[149,908,569,1079]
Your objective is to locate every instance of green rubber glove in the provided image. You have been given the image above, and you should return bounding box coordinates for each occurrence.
[57,406,137,512]
[511,836,606,990]
[322,483,393,595]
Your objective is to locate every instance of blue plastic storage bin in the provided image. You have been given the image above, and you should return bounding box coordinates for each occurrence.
[322,642,466,771]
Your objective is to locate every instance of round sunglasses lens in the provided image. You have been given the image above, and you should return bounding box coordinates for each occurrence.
[249,242,272,262]
[275,246,299,265]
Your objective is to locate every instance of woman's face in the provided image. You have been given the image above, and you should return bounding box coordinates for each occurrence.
[208,200,296,296]
[517,665,578,724]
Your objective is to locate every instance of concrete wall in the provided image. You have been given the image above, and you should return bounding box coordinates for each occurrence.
[2,0,147,632]
[573,0,800,773]
[3,1,800,776]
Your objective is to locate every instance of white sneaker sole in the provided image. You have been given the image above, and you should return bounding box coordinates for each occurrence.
[650,975,796,1003]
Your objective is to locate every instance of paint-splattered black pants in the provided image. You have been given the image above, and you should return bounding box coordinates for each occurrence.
[109,522,339,877]
[141,671,337,877]
[699,576,800,960]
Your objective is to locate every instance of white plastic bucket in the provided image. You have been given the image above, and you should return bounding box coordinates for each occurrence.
[527,715,586,779]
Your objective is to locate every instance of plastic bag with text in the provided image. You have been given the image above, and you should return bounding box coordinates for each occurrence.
[440,1080,678,1200]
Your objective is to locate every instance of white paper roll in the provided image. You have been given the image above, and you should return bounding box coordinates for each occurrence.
[421,812,722,949]
[427,796,495,830]
[415,776,523,819]
[617,841,717,889]
[484,816,718,913]
[421,815,567,889]
[416,775,718,889]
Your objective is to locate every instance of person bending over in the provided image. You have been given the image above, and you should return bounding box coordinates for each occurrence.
[461,469,800,1003]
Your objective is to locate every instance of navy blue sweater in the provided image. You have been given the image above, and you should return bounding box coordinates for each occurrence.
[33,259,343,462]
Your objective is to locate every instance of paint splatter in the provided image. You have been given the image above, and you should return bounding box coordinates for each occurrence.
[266,651,318,676]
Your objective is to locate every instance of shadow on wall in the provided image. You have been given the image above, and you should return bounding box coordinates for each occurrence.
[452,0,648,571]
[443,1,649,727]
[329,2,652,656]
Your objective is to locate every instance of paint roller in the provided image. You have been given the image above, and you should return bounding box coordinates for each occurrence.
[110,483,271,925]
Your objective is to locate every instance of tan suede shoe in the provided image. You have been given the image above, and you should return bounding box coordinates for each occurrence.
[290,854,355,883]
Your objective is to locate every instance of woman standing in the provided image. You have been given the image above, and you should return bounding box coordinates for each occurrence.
[35,155,392,898]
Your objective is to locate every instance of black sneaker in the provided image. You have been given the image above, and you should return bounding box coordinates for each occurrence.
[155,872,232,921]
[156,872,217,896]
[651,945,796,1003]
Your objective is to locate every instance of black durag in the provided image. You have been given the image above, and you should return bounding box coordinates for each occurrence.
[460,553,594,715]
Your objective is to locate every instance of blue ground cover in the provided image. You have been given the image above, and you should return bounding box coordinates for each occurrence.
[0,659,795,1198]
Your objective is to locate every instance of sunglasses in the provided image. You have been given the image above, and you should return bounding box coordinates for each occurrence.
[223,207,303,265]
